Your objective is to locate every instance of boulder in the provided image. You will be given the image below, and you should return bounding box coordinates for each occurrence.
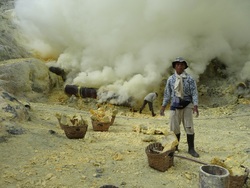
[0,58,63,101]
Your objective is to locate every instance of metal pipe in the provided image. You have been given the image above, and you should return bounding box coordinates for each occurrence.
[64,84,97,99]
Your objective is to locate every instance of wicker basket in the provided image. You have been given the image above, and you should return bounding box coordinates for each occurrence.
[91,116,116,132]
[229,175,248,188]
[229,167,249,188]
[60,124,88,139]
[91,120,111,131]
[145,142,175,172]
[99,185,118,188]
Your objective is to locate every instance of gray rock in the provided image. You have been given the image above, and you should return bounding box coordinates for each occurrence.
[0,91,30,121]
[0,58,63,101]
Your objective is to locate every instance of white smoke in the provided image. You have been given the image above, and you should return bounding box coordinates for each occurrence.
[14,0,250,104]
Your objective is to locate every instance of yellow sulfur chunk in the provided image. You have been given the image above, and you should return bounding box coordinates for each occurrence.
[161,131,178,152]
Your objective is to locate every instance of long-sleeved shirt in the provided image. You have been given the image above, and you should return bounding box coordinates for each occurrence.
[144,92,157,102]
[162,73,198,107]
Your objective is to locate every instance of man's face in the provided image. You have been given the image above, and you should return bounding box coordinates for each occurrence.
[175,62,186,74]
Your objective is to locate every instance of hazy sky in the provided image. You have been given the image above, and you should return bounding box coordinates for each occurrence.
[14,0,250,104]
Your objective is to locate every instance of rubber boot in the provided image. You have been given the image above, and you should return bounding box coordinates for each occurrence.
[151,111,156,117]
[175,133,181,151]
[139,107,143,114]
[187,134,199,158]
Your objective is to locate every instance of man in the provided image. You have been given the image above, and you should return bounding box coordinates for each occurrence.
[139,92,158,117]
[160,57,200,157]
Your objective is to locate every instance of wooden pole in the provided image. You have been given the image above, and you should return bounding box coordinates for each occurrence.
[174,154,209,165]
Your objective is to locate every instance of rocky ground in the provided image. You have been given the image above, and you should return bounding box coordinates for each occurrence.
[0,88,250,188]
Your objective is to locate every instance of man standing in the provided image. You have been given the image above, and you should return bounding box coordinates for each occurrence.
[139,92,158,117]
[160,57,200,157]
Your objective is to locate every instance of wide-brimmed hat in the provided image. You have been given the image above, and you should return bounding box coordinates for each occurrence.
[172,57,188,69]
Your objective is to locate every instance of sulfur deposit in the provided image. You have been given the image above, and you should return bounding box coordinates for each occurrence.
[90,107,118,123]
[55,113,88,127]
[161,131,179,152]
[211,154,249,176]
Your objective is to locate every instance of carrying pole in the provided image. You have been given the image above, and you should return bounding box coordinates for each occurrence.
[174,154,208,165]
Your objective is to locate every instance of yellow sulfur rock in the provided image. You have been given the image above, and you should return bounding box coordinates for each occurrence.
[112,109,118,116]
[161,131,178,152]
[224,155,246,176]
[211,154,248,176]
[55,113,87,126]
[90,107,118,123]
[101,116,110,123]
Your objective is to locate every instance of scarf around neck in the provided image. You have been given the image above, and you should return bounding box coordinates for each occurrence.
[174,71,187,99]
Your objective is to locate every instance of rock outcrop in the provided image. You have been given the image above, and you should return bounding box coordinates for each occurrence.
[0,58,63,101]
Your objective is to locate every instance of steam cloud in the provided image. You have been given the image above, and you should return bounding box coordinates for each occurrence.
[14,0,250,104]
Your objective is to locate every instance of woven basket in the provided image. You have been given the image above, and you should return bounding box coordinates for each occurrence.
[60,124,88,139]
[229,175,248,188]
[99,185,118,188]
[145,142,175,172]
[91,120,112,131]
[229,167,249,188]
[91,116,116,132]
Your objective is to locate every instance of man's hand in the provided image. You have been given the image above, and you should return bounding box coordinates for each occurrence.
[160,106,166,116]
[193,105,199,117]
